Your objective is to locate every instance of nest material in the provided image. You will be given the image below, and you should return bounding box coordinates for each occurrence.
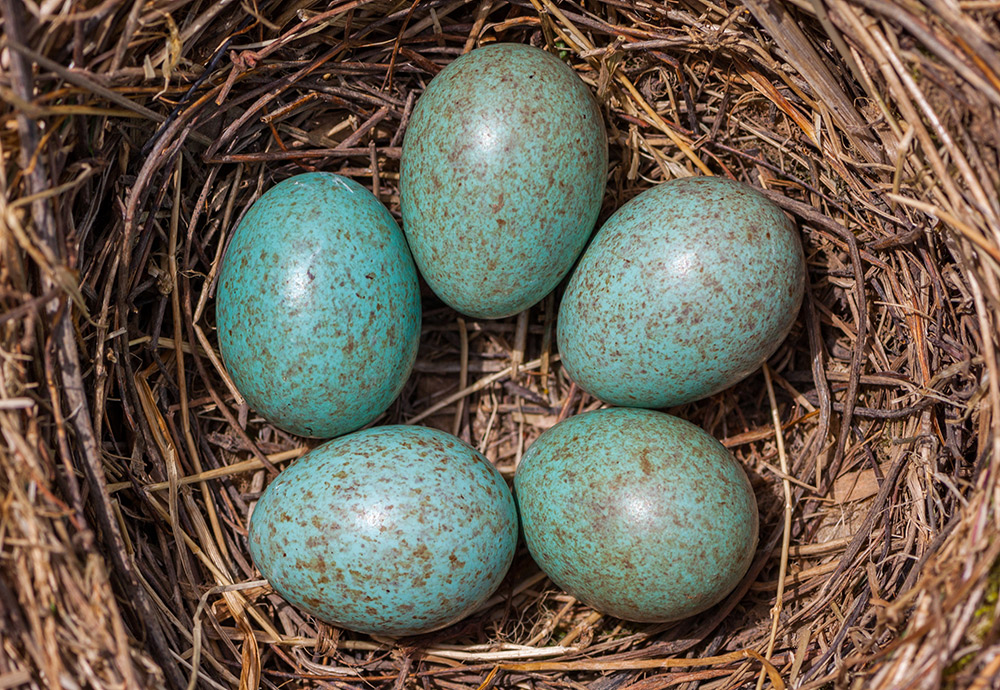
[1,0,999,688]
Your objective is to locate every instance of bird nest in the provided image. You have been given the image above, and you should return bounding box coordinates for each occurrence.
[2,1,999,689]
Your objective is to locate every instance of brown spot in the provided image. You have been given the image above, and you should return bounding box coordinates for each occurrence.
[639,449,653,475]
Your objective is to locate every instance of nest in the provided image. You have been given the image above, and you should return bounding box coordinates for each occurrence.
[2,0,999,688]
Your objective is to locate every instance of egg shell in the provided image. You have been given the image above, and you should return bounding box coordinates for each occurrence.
[216,172,421,438]
[400,43,608,319]
[557,176,805,408]
[248,425,519,637]
[514,407,758,622]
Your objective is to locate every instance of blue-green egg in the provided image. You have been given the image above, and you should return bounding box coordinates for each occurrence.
[248,426,519,637]
[558,176,805,408]
[216,172,421,438]
[514,408,758,622]
[400,43,607,319]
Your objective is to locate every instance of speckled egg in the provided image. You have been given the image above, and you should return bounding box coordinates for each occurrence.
[248,425,519,637]
[400,43,607,319]
[514,408,758,622]
[558,176,805,408]
[216,172,421,438]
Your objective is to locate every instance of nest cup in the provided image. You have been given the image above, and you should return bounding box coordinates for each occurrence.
[1,1,999,689]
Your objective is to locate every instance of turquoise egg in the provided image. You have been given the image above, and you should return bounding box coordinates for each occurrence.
[558,176,805,408]
[400,43,607,319]
[248,426,519,637]
[514,408,758,622]
[216,172,420,438]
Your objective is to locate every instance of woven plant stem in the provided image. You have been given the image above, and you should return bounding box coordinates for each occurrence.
[0,1,185,688]
[740,0,882,164]
[757,365,794,690]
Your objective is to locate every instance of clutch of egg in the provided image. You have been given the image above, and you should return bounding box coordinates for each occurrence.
[226,45,783,635]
